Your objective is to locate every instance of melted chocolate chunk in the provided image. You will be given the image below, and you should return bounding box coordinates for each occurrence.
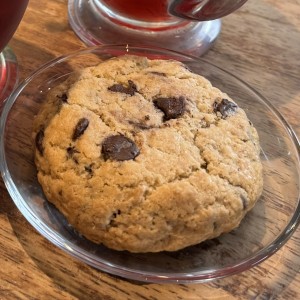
[102,135,140,161]
[108,80,137,96]
[213,99,238,118]
[35,129,44,155]
[72,118,89,141]
[153,96,185,121]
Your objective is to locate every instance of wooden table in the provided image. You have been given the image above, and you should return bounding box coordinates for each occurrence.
[1,0,300,299]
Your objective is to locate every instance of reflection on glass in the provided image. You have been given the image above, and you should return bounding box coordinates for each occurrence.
[0,0,29,103]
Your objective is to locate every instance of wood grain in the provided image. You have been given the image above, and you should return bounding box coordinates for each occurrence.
[1,0,300,299]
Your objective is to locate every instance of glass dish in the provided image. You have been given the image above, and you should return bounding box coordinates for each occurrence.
[1,45,300,283]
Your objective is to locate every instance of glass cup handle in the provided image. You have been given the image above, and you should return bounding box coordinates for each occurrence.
[168,0,248,21]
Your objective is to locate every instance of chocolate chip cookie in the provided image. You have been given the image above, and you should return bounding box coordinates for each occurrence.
[33,55,263,253]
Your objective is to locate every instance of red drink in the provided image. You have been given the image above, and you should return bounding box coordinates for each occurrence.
[100,0,248,23]
[0,0,29,52]
[100,0,172,23]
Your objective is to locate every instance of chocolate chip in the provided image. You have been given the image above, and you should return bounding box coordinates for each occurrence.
[108,80,137,96]
[213,99,238,118]
[112,209,121,218]
[66,146,79,158]
[201,161,208,170]
[72,118,89,141]
[84,164,94,176]
[144,115,150,121]
[102,135,140,161]
[153,96,185,121]
[35,129,44,155]
[57,93,68,103]
[108,209,122,227]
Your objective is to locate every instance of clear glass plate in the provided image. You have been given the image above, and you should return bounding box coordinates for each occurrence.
[1,45,300,283]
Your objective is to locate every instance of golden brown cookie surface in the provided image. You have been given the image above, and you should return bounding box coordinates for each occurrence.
[33,55,263,253]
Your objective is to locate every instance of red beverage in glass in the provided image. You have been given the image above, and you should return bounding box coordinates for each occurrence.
[98,0,248,24]
[0,0,29,52]
[100,0,171,22]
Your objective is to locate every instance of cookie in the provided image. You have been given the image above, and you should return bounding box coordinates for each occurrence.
[33,55,263,253]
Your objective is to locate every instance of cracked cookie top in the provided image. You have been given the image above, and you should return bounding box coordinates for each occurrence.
[33,55,263,253]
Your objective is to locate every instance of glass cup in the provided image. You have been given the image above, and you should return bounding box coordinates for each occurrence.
[0,0,29,104]
[68,0,247,56]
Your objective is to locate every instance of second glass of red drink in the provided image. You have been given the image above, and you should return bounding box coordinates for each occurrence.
[0,0,29,103]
